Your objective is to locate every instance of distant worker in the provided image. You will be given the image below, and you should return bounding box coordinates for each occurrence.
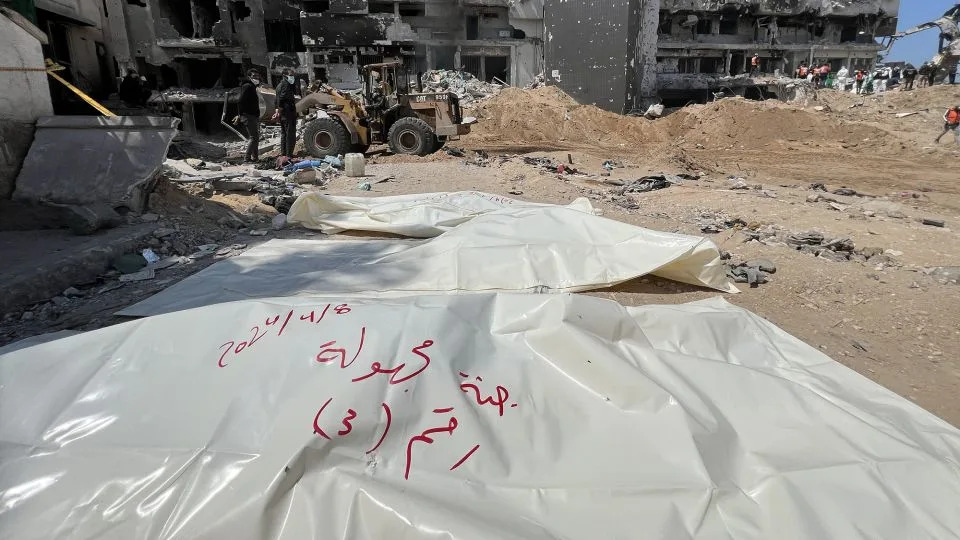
[751,54,760,76]
[811,65,822,88]
[272,68,299,158]
[238,69,262,163]
[855,69,865,94]
[927,64,938,87]
[935,105,960,144]
[901,64,918,91]
[796,62,808,79]
[874,67,889,95]
[119,69,149,107]
[820,63,831,87]
[917,63,930,88]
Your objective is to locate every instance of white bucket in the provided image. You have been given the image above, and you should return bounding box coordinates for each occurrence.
[344,153,366,177]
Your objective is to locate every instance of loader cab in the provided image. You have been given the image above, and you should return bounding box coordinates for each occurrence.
[362,62,422,105]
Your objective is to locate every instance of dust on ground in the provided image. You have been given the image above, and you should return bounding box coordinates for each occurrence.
[2,85,959,426]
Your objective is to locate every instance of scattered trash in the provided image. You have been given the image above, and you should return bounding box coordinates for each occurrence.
[832,188,857,196]
[921,218,945,228]
[149,256,188,270]
[615,175,674,195]
[271,214,288,230]
[698,213,747,234]
[444,147,465,157]
[729,178,750,190]
[188,244,219,259]
[508,190,524,196]
[926,266,959,285]
[828,202,847,212]
[895,112,920,118]
[62,287,82,297]
[357,182,372,191]
[727,264,769,288]
[141,249,161,264]
[119,268,156,282]
[745,259,777,274]
[644,103,665,119]
[810,183,828,192]
[249,229,269,236]
[113,253,147,274]
[344,153,366,177]
[851,340,869,352]
[786,231,825,246]
[153,228,177,239]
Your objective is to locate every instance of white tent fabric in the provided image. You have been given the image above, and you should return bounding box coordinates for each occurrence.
[286,191,596,237]
[3,294,959,539]
[118,206,736,317]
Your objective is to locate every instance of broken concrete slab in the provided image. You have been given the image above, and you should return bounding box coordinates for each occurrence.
[0,224,157,313]
[13,116,179,213]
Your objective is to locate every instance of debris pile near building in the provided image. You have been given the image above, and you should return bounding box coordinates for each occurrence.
[421,70,502,106]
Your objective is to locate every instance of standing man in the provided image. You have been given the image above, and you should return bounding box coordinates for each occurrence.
[272,68,299,158]
[935,105,960,144]
[855,69,865,94]
[926,64,938,88]
[751,53,760,76]
[238,69,262,163]
[901,64,917,91]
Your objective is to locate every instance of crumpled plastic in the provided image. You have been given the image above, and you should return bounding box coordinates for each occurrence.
[286,191,595,237]
[3,294,959,539]
[118,205,736,316]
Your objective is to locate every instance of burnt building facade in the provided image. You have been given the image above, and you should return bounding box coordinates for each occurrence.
[545,0,901,113]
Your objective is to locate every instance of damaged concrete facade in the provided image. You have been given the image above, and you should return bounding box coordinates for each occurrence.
[299,0,544,90]
[545,0,900,113]
[105,0,542,131]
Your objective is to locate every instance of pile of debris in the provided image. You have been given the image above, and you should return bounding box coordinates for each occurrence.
[698,211,748,234]
[421,70,502,106]
[744,225,901,267]
[727,258,776,288]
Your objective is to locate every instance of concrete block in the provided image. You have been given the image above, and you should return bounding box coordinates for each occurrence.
[13,116,179,213]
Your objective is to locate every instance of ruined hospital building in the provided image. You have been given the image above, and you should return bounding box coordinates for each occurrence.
[106,0,543,90]
[99,0,899,118]
[544,0,901,112]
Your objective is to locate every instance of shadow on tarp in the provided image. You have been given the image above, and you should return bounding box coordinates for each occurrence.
[117,239,424,317]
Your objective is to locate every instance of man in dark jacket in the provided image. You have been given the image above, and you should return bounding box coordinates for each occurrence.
[901,64,918,91]
[238,70,262,162]
[272,68,299,158]
[119,69,148,106]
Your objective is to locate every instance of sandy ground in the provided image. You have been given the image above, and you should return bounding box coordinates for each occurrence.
[2,84,959,425]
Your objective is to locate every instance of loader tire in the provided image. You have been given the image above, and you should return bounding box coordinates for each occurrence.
[387,117,436,156]
[304,117,350,158]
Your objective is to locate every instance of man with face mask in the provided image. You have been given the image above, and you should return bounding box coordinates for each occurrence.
[238,69,262,162]
[272,68,299,158]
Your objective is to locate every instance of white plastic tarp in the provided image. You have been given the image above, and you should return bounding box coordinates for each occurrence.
[286,191,596,237]
[118,206,736,317]
[3,294,959,539]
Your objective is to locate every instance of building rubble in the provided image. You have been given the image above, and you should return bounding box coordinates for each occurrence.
[421,70,503,106]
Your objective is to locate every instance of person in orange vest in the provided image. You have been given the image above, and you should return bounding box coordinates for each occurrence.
[797,62,808,79]
[751,53,760,76]
[935,105,960,144]
[855,70,865,94]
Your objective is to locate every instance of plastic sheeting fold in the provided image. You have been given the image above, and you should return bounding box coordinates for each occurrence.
[118,205,736,317]
[2,294,959,539]
[286,191,596,237]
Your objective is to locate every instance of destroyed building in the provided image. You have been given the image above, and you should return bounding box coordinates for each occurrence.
[544,0,901,113]
[99,0,543,132]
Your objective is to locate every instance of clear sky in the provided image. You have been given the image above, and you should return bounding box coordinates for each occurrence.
[884,0,959,65]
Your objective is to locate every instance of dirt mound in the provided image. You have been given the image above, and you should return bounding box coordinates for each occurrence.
[658,98,884,149]
[464,87,890,154]
[464,87,665,150]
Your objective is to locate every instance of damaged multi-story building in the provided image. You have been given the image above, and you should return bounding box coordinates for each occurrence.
[101,0,544,132]
[544,0,901,113]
